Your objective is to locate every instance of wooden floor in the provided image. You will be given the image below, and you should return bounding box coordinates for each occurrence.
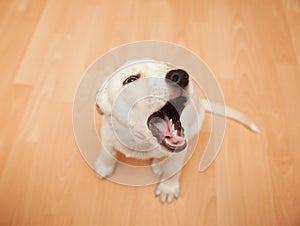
[1,0,300,225]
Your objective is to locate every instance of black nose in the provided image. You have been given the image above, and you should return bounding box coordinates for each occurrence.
[165,69,189,88]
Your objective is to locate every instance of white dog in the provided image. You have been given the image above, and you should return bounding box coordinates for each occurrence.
[94,59,259,203]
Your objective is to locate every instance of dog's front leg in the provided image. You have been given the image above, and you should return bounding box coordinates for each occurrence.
[94,144,117,179]
[155,150,186,203]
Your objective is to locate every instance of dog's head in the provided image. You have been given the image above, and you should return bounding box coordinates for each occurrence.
[96,59,193,153]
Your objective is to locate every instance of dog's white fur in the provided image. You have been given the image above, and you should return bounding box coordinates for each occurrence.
[94,59,259,203]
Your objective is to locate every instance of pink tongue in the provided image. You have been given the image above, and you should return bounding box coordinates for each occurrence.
[153,117,185,145]
[154,118,172,136]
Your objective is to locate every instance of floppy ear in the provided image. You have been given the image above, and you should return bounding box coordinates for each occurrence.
[95,78,112,115]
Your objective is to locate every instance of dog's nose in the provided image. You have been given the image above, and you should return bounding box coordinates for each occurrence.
[165,69,189,88]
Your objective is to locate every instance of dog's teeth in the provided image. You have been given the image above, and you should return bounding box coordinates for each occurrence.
[168,119,172,127]
[172,130,177,136]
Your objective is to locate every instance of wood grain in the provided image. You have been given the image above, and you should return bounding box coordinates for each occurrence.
[0,0,300,225]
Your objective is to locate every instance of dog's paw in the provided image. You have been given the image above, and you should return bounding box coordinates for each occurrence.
[155,182,179,203]
[94,164,115,179]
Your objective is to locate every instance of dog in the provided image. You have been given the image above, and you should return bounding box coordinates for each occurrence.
[94,59,259,203]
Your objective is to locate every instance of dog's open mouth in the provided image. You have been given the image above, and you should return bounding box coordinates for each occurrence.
[147,96,187,152]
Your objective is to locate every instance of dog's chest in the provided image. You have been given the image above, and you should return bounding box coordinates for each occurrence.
[114,141,166,160]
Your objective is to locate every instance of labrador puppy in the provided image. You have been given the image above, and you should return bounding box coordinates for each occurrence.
[94,59,259,203]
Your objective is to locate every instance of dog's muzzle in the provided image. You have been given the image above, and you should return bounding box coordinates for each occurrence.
[147,69,189,153]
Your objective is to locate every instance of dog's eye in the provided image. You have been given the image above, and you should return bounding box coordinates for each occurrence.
[123,74,140,85]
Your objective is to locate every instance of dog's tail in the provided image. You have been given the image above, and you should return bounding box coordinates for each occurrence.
[202,100,260,133]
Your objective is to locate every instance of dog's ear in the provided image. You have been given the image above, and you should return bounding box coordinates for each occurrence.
[96,78,112,115]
